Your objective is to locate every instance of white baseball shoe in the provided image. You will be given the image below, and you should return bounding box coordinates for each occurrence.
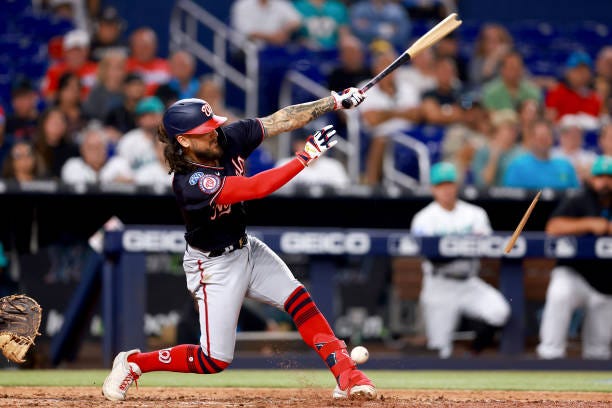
[332,368,377,400]
[102,349,142,401]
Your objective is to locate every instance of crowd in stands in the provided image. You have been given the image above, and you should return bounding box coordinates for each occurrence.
[228,0,612,191]
[1,0,611,193]
[0,2,224,189]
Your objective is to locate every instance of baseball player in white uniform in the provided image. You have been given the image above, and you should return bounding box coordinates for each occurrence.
[410,162,511,358]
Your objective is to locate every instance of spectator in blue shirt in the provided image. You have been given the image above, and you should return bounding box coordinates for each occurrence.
[349,0,411,52]
[503,119,579,189]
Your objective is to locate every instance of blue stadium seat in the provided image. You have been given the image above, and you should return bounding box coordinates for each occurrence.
[404,125,445,163]
[0,34,23,56]
[526,59,558,77]
[16,60,49,81]
[411,19,435,39]
[509,20,557,47]
[583,129,600,151]
[46,17,75,39]
[393,144,421,180]
[562,21,610,50]
[15,10,73,42]
[288,48,338,86]
[458,20,482,44]
[515,43,536,61]
[0,61,12,108]
[5,0,32,15]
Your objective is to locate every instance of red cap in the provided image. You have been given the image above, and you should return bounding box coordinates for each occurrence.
[182,114,227,135]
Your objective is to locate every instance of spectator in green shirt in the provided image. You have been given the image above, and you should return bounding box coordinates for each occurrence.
[482,51,542,112]
[294,0,351,50]
[471,109,523,187]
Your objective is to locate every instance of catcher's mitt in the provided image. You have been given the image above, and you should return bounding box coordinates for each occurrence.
[0,294,42,363]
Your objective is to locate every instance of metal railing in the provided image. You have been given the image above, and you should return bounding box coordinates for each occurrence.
[169,0,259,117]
[278,70,362,183]
[167,1,428,189]
[383,131,431,188]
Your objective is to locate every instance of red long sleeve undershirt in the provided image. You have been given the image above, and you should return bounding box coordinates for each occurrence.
[215,157,305,205]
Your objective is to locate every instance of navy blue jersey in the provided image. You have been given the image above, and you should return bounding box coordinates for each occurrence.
[172,118,265,251]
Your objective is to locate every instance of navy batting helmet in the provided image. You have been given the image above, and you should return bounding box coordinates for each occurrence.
[162,98,227,139]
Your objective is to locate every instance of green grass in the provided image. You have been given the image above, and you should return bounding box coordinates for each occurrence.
[0,370,610,392]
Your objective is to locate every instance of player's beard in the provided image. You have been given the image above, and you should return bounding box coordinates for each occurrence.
[193,143,224,163]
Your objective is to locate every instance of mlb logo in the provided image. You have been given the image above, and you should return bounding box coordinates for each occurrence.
[387,234,420,256]
[545,237,577,258]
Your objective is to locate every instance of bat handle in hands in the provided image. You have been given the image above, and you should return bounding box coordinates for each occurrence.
[332,87,366,110]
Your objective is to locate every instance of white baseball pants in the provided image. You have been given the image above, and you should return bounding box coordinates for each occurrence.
[419,274,511,358]
[537,266,612,359]
[183,235,301,362]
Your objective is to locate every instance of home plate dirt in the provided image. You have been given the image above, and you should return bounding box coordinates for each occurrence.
[0,387,609,407]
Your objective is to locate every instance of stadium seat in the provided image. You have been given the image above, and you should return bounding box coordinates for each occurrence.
[404,125,445,164]
[5,0,32,16]
[583,129,600,151]
[16,60,49,81]
[458,20,482,44]
[562,21,610,50]
[288,48,338,86]
[515,43,536,60]
[411,19,435,39]
[0,60,12,109]
[509,20,557,47]
[525,57,562,78]
[393,144,421,181]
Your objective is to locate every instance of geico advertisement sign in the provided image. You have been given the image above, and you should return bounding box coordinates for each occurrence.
[439,235,525,257]
[595,237,612,258]
[280,232,370,254]
[123,230,186,252]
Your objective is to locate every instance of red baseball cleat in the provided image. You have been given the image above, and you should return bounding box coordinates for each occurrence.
[332,368,377,400]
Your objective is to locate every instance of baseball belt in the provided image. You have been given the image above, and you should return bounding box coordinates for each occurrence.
[206,234,248,258]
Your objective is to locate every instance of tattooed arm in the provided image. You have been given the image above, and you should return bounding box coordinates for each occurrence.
[259,87,366,138]
[259,97,336,138]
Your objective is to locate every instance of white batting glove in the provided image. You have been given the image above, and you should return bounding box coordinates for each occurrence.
[296,125,338,166]
[331,87,366,110]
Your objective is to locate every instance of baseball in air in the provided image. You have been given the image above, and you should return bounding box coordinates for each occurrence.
[350,346,369,364]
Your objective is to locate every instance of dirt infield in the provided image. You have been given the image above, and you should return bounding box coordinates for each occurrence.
[0,387,609,407]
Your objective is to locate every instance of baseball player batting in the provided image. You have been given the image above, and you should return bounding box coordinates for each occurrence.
[102,88,377,401]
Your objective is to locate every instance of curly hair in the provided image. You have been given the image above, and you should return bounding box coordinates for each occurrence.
[157,124,196,174]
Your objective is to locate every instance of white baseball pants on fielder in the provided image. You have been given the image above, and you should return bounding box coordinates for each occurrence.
[537,266,612,360]
[420,273,510,358]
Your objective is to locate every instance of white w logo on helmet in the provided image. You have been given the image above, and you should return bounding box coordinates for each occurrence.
[201,102,213,117]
